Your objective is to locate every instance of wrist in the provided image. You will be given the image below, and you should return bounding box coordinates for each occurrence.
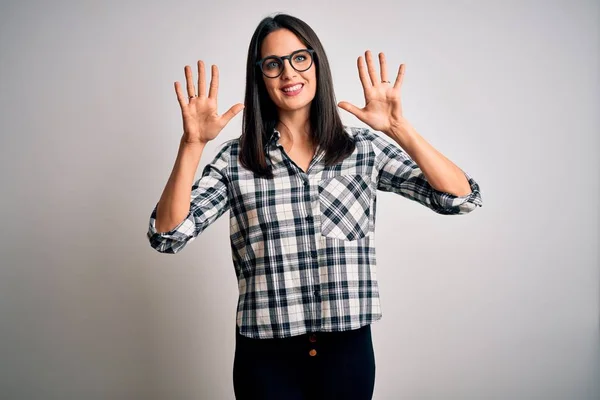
[177,140,206,163]
[180,136,208,149]
[385,119,416,145]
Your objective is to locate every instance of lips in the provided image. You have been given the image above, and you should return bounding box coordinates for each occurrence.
[281,83,304,96]
[281,83,303,91]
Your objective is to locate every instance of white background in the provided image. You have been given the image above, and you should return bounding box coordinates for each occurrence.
[0,0,598,399]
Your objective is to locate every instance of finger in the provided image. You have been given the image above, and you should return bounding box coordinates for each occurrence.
[357,56,372,91]
[208,65,219,99]
[393,63,405,90]
[197,60,206,97]
[365,50,379,86]
[220,103,245,125]
[174,81,187,108]
[338,101,366,121]
[185,65,196,98]
[379,52,389,83]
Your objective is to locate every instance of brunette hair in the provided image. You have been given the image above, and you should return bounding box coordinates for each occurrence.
[239,13,355,178]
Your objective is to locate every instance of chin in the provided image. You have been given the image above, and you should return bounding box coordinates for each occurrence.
[279,101,312,112]
[276,95,315,113]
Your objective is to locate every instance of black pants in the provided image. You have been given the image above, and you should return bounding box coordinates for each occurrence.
[233,324,376,400]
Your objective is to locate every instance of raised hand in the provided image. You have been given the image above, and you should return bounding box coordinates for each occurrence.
[175,61,244,145]
[338,51,406,135]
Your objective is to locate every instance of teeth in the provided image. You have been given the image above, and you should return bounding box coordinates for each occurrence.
[283,84,302,92]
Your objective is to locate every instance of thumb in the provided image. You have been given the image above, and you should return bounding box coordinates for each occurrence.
[338,101,365,120]
[221,103,245,125]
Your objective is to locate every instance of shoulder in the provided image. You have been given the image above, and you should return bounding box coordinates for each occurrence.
[215,137,239,152]
[342,125,403,160]
[212,137,241,160]
[201,138,240,175]
[343,125,369,140]
[343,125,394,149]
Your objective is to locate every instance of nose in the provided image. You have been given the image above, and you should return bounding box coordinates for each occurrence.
[280,59,297,80]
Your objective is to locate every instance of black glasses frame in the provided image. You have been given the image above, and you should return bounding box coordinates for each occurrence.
[256,49,316,79]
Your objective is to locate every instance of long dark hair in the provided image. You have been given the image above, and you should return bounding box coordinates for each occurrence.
[239,13,355,178]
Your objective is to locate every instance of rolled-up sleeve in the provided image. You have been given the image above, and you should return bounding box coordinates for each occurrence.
[365,128,483,215]
[147,142,232,254]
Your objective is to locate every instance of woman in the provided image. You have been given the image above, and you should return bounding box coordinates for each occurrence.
[148,13,482,400]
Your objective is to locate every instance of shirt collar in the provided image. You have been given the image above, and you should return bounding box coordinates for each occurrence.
[264,129,281,150]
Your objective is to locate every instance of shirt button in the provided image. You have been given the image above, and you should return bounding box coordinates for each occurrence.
[304,180,309,186]
[309,334,317,343]
[309,349,317,356]
[305,215,313,222]
[311,250,317,258]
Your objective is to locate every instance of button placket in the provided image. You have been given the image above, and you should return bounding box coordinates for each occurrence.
[303,172,322,329]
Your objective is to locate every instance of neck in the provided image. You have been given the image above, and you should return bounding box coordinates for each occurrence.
[276,107,313,148]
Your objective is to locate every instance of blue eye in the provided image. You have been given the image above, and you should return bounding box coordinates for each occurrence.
[294,55,306,62]
[262,58,281,70]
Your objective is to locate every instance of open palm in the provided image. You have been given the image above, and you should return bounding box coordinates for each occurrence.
[175,61,244,145]
[338,51,406,134]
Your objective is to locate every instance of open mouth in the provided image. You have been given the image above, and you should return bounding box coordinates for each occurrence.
[281,84,304,96]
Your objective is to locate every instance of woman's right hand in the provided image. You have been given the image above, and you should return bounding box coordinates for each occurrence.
[175,60,244,145]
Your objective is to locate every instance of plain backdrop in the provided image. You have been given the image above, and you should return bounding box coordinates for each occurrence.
[0,0,598,399]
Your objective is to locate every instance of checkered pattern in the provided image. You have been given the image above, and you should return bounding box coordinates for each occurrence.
[318,175,371,241]
[148,126,483,339]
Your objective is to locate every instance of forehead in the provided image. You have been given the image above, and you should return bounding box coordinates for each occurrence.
[260,29,306,58]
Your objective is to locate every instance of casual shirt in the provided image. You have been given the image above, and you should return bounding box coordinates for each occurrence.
[147,126,483,339]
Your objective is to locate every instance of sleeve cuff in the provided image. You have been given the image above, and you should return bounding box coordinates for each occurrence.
[431,171,483,213]
[147,203,195,241]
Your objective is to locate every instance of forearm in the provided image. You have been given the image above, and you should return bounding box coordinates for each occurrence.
[155,138,206,233]
[384,121,472,197]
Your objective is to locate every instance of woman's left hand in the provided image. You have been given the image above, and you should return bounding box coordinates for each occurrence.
[338,50,407,135]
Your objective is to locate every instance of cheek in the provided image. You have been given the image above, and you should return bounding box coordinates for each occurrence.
[262,79,281,100]
[306,69,317,91]
[308,73,317,95]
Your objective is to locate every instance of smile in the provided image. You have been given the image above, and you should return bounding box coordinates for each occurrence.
[281,84,304,96]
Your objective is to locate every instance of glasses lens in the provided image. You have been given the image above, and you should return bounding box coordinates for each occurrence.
[261,57,283,78]
[290,50,313,72]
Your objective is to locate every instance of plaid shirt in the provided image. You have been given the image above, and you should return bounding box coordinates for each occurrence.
[147,126,483,339]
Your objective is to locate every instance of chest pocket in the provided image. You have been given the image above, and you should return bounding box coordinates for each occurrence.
[318,174,372,241]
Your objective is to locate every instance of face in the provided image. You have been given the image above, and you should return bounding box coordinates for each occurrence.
[259,29,317,115]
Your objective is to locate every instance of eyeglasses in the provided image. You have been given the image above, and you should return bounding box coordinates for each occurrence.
[256,49,315,78]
